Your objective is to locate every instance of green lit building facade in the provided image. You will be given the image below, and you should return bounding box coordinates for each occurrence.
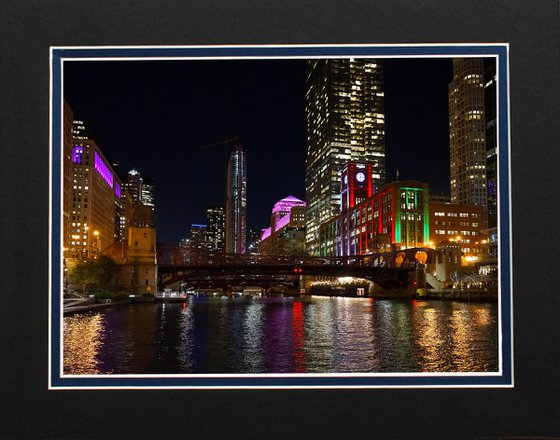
[318,180,429,256]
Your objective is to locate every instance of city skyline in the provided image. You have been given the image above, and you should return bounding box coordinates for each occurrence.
[64,58,453,244]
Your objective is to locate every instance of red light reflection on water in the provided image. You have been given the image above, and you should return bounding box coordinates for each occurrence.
[292,301,306,372]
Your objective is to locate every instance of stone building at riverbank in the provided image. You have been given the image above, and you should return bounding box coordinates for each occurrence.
[103,204,158,294]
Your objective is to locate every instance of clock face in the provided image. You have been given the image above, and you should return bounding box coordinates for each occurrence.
[356,172,366,183]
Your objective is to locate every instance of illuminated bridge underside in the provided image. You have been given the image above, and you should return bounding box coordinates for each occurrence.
[157,246,434,289]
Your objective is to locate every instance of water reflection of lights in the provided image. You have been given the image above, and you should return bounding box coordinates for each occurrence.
[333,297,379,372]
[176,299,194,372]
[414,304,446,371]
[63,313,104,375]
[62,299,498,374]
[450,305,477,370]
[242,302,265,372]
[304,298,336,371]
[291,301,306,372]
[473,307,494,327]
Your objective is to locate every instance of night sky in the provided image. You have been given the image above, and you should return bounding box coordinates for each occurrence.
[64,58,453,244]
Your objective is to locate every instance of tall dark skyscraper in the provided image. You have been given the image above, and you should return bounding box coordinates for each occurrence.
[305,59,386,255]
[225,145,247,254]
[448,58,488,208]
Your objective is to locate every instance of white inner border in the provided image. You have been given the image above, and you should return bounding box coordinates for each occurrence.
[49,43,513,390]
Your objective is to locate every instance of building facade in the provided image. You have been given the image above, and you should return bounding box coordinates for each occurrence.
[62,102,74,265]
[319,180,429,256]
[123,168,155,210]
[206,206,225,251]
[260,196,307,256]
[66,130,123,266]
[449,58,488,207]
[189,224,209,249]
[225,145,247,254]
[104,204,158,294]
[305,59,386,255]
[247,229,262,255]
[429,202,487,264]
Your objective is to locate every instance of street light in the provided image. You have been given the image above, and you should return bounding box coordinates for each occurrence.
[93,230,100,258]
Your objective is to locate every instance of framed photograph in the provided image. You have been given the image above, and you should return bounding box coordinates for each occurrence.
[49,44,512,389]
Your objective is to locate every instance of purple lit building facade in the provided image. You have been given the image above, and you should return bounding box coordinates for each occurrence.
[225,145,247,254]
[260,196,307,256]
[65,120,123,266]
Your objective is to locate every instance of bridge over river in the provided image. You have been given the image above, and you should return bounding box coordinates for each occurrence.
[156,245,436,290]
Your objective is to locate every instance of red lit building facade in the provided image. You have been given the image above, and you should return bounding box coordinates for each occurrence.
[317,162,487,265]
[319,175,430,256]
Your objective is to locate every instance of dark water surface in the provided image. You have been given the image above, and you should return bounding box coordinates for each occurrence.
[64,296,498,374]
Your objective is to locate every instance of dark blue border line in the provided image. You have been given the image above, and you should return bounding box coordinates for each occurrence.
[51,53,62,387]
[54,44,505,60]
[52,374,507,388]
[50,45,512,388]
[497,47,513,386]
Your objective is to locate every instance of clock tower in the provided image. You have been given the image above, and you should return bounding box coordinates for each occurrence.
[340,162,375,214]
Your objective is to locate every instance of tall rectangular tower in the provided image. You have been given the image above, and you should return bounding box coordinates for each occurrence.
[448,58,488,207]
[305,59,386,255]
[67,133,122,265]
[225,145,247,254]
[340,162,375,214]
[206,206,225,251]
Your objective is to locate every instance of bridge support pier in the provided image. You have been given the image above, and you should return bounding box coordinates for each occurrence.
[298,275,314,294]
[367,281,383,295]
[415,264,426,289]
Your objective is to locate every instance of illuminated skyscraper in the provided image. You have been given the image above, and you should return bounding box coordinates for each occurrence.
[66,127,123,265]
[449,58,488,207]
[225,145,247,254]
[206,206,225,251]
[305,59,386,255]
[189,224,209,249]
[123,168,155,210]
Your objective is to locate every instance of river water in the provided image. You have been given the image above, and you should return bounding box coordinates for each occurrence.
[63,296,498,375]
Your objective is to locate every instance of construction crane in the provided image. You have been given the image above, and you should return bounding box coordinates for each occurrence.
[195,135,241,208]
[196,136,239,150]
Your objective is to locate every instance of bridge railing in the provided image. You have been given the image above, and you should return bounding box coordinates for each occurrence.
[156,245,435,269]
